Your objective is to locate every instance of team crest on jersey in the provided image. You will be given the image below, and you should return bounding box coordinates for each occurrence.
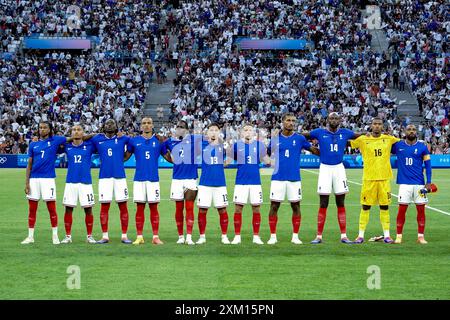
[48,141,51,146]
[115,138,118,144]
[339,134,342,139]
[83,145,86,150]
[414,148,418,154]
[293,140,296,146]
[153,141,156,147]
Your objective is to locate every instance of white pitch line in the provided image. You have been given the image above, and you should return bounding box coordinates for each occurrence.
[303,169,450,216]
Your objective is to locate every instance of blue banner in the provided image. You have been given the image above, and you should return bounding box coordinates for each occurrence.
[1,154,450,169]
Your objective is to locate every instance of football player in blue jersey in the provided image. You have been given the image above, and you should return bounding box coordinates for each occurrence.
[90,119,132,244]
[304,112,363,244]
[22,121,94,245]
[392,124,433,244]
[125,117,172,245]
[196,122,230,244]
[267,113,319,245]
[225,124,271,245]
[60,125,97,244]
[163,120,200,245]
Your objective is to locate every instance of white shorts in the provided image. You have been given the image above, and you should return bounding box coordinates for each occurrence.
[133,181,161,203]
[317,163,349,195]
[197,185,228,208]
[63,183,95,208]
[270,181,302,202]
[233,185,263,205]
[170,179,198,200]
[27,178,56,201]
[398,184,428,205]
[98,178,129,203]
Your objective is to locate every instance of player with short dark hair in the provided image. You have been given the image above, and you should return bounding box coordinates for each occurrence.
[350,117,400,244]
[195,122,230,244]
[163,120,200,245]
[304,112,363,244]
[90,119,132,244]
[392,124,433,244]
[266,113,319,245]
[125,117,171,245]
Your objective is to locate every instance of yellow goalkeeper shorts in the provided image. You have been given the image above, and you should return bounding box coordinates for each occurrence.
[360,180,392,206]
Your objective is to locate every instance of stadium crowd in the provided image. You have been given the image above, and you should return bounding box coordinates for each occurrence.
[0,0,448,155]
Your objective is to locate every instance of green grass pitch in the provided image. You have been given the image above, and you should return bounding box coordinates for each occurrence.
[0,168,449,300]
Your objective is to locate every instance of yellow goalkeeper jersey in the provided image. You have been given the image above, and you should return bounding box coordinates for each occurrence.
[350,134,400,181]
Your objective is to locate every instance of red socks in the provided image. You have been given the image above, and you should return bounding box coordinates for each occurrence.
[337,206,347,234]
[28,200,38,228]
[135,202,145,236]
[100,203,110,233]
[269,215,278,234]
[292,214,301,234]
[416,204,425,234]
[85,211,93,236]
[234,213,242,235]
[46,201,58,228]
[252,212,261,235]
[64,210,73,235]
[149,203,159,236]
[185,200,194,235]
[175,201,184,236]
[198,211,207,235]
[219,211,228,235]
[118,202,129,234]
[396,204,408,235]
[317,207,327,236]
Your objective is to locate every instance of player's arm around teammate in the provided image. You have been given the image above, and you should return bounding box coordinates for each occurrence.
[22,121,70,245]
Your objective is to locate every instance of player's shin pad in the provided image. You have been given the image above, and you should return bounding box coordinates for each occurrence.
[359,209,370,231]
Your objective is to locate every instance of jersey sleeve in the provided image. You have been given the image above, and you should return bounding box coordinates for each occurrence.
[160,140,168,156]
[422,143,431,161]
[301,135,312,150]
[391,141,399,154]
[390,135,400,145]
[344,128,356,140]
[126,140,135,154]
[90,134,101,145]
[350,136,362,149]
[309,128,320,140]
[28,142,34,157]
[54,135,67,146]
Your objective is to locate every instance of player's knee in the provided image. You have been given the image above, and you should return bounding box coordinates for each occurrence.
[234,205,243,214]
[217,207,226,214]
[335,195,345,207]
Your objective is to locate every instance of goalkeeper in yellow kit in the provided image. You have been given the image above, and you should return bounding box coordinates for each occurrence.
[350,118,400,244]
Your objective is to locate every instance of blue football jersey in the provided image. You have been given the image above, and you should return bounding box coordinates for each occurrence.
[268,133,311,181]
[309,128,355,165]
[28,135,67,178]
[199,140,226,187]
[233,140,265,185]
[91,134,130,179]
[392,140,430,185]
[64,141,96,184]
[127,135,164,182]
[163,134,199,180]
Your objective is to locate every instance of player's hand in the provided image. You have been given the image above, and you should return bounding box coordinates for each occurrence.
[32,136,38,142]
[25,184,30,195]
[425,183,432,192]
